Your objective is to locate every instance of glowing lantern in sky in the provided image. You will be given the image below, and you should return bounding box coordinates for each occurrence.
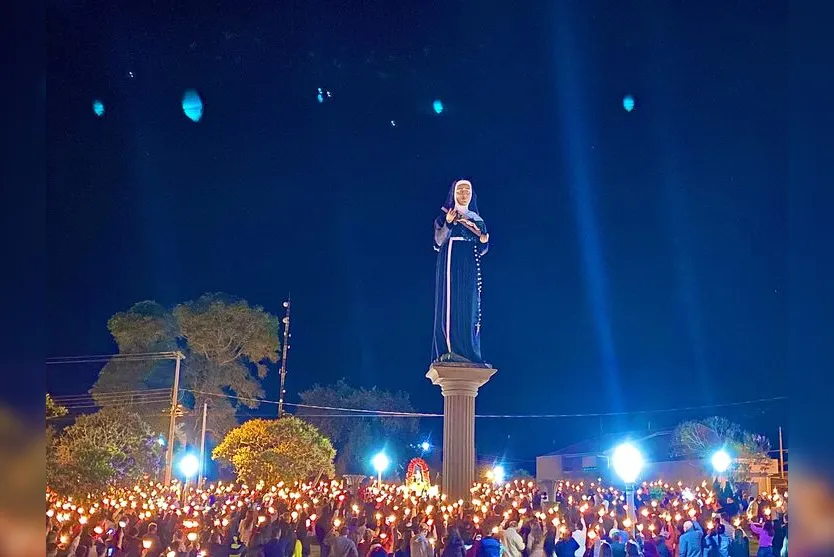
[432,99,444,114]
[92,99,105,117]
[622,95,635,112]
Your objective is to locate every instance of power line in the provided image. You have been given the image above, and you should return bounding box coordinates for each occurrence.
[47,396,174,417]
[52,388,171,401]
[50,387,786,421]
[187,389,785,419]
[46,352,179,365]
[55,395,173,409]
[185,389,440,416]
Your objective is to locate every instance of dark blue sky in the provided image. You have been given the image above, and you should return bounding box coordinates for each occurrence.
[47,0,787,464]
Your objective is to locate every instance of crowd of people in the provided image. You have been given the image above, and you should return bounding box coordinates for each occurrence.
[46,475,787,557]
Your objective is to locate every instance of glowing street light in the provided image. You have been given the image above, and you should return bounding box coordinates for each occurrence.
[712,450,732,474]
[612,443,643,536]
[179,454,199,478]
[612,443,643,484]
[372,452,390,483]
[492,465,506,484]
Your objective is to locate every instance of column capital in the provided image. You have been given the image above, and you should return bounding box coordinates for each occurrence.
[426,362,497,397]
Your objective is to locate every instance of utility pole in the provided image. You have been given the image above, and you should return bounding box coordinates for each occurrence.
[278,296,292,418]
[198,401,208,490]
[778,426,785,479]
[164,351,184,486]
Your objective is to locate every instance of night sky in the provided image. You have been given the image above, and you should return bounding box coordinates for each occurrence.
[47,0,788,466]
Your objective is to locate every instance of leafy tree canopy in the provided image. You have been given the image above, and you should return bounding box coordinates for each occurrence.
[91,293,281,445]
[670,416,771,480]
[297,380,419,475]
[46,394,68,419]
[212,417,335,485]
[47,407,163,498]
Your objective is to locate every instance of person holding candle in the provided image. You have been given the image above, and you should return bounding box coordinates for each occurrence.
[727,529,748,557]
[142,523,163,557]
[526,522,545,557]
[748,520,774,557]
[704,523,730,557]
[571,517,587,557]
[411,524,432,557]
[554,527,580,557]
[500,521,524,557]
[442,528,466,557]
[652,532,671,557]
[325,526,360,557]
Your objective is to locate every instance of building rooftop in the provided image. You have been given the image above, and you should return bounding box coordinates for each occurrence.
[541,430,674,461]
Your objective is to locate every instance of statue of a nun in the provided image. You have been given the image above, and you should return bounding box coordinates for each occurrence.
[432,179,489,364]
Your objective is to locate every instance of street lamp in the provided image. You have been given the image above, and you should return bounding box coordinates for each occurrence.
[372,452,390,484]
[179,454,199,503]
[712,449,731,474]
[612,443,643,538]
[492,465,506,484]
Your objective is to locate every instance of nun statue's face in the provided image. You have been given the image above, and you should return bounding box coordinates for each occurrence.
[455,182,472,207]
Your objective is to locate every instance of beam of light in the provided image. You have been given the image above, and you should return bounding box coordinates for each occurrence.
[552,4,622,410]
[181,89,204,122]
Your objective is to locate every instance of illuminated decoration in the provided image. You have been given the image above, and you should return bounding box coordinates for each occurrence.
[92,100,105,117]
[711,450,731,473]
[181,89,204,122]
[406,458,431,493]
[420,441,431,452]
[622,95,635,112]
[432,99,444,114]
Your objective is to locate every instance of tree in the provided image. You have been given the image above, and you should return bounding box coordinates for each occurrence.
[670,416,771,480]
[296,380,419,475]
[47,407,163,497]
[212,417,335,485]
[47,394,67,419]
[90,293,281,445]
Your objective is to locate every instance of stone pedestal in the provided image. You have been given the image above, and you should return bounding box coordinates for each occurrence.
[426,362,497,500]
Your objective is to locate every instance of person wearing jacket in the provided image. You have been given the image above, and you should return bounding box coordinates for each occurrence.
[677,521,703,557]
[325,526,361,557]
[411,524,433,557]
[704,524,730,557]
[653,533,671,557]
[442,529,467,557]
[554,529,580,557]
[477,529,501,557]
[500,522,524,557]
[727,530,748,557]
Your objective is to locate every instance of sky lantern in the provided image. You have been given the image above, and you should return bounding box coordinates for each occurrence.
[181,89,204,122]
[432,99,444,114]
[622,95,635,112]
[92,99,105,117]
